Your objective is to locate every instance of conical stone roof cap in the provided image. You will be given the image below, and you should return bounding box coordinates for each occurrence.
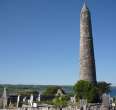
[81,1,89,12]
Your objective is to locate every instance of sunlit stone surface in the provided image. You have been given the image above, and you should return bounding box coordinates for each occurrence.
[80,3,96,83]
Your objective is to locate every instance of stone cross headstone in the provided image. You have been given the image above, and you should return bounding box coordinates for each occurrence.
[70,95,76,104]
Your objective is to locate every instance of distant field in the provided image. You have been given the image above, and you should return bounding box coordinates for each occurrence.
[0,84,73,95]
[0,84,115,97]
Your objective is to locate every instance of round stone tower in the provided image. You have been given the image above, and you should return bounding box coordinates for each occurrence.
[80,2,97,84]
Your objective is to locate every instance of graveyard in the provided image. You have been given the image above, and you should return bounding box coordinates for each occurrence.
[0,83,115,110]
[0,0,115,110]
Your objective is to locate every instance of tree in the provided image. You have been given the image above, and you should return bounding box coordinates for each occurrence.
[43,86,61,96]
[97,82,111,97]
[74,80,111,103]
[73,80,98,103]
[53,96,68,109]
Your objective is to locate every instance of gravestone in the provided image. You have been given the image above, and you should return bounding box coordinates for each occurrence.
[101,94,110,110]
[80,99,87,110]
[29,94,33,107]
[2,88,7,109]
[17,95,20,108]
[37,92,41,102]
[70,95,76,104]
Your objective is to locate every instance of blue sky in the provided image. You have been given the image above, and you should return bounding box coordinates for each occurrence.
[0,0,116,85]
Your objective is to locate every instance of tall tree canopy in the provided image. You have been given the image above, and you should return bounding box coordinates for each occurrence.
[74,80,111,103]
